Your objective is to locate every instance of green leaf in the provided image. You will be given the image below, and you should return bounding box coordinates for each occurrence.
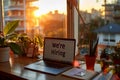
[34,35,43,48]
[6,33,18,40]
[9,42,22,55]
[3,20,19,36]
[37,36,43,47]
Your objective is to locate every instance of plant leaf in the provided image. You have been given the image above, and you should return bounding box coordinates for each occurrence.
[6,33,18,40]
[9,42,22,55]
[34,35,43,48]
[3,20,19,36]
[91,38,99,56]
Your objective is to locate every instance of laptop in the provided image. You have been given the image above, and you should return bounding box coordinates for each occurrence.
[24,37,76,75]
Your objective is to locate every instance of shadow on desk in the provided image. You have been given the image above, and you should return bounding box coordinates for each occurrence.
[0,71,27,80]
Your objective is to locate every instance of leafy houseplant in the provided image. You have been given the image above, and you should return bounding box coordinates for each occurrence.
[109,46,120,65]
[109,42,120,78]
[100,42,120,78]
[17,33,43,57]
[0,20,22,62]
[109,45,120,78]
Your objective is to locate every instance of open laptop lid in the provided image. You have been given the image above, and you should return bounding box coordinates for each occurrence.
[43,37,76,65]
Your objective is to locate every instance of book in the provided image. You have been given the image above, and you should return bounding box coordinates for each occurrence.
[62,67,98,80]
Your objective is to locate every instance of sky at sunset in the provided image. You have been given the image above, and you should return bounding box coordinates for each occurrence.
[32,0,66,16]
[80,0,104,12]
[32,0,104,16]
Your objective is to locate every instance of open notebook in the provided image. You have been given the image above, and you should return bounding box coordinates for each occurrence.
[24,37,76,75]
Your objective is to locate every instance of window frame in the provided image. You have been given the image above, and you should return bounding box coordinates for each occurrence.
[67,0,79,53]
[0,0,3,32]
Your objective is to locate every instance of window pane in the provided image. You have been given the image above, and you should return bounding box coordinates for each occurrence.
[78,0,103,57]
[3,0,67,38]
[79,0,120,60]
[78,0,103,48]
[27,0,67,38]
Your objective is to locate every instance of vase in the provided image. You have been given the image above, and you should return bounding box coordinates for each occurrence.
[0,47,10,62]
[85,55,96,70]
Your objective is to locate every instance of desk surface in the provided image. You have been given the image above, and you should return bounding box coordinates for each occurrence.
[0,56,118,80]
[0,56,82,80]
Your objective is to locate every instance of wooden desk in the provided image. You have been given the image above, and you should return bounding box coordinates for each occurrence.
[0,56,119,80]
[0,57,80,80]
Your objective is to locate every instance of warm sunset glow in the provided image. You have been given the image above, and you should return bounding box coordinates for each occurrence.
[80,0,103,12]
[32,0,66,17]
[34,10,41,17]
[32,0,103,17]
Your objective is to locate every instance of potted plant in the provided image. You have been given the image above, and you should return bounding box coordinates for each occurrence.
[110,50,120,78]
[108,42,120,78]
[0,20,22,62]
[17,33,43,57]
[85,37,99,70]
[109,46,120,65]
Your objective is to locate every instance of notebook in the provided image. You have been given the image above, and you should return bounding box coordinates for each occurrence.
[24,37,76,75]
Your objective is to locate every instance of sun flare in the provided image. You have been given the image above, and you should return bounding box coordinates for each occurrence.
[32,0,66,17]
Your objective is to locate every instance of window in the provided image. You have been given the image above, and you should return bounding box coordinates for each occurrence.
[2,0,76,38]
[110,34,115,42]
[78,0,103,49]
[1,0,79,41]
[103,34,115,43]
[26,0,68,38]
[0,0,78,53]
[103,34,109,42]
[3,0,120,56]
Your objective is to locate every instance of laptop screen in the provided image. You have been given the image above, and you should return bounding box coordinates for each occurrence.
[43,37,76,64]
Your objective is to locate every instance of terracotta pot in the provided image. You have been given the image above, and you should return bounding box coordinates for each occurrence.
[85,55,96,70]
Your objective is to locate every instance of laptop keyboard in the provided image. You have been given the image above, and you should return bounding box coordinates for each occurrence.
[36,61,69,69]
